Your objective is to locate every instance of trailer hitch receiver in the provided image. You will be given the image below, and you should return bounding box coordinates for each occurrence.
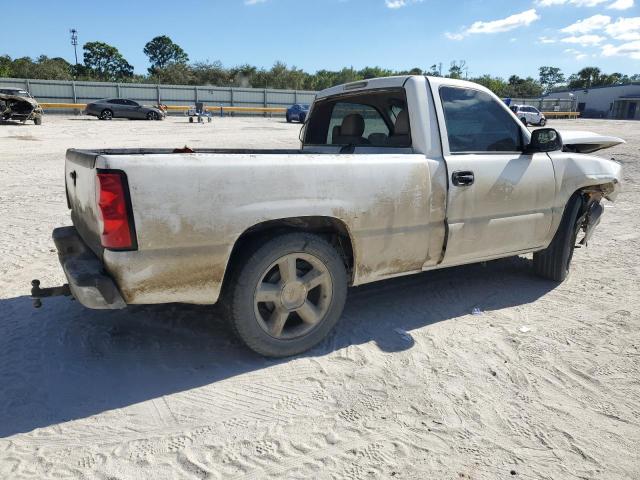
[30,279,71,308]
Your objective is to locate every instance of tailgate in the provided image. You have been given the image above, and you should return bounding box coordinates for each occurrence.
[65,149,104,256]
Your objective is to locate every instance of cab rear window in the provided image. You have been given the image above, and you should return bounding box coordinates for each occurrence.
[304,89,411,148]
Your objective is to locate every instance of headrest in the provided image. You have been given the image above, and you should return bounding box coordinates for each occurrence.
[394,110,409,135]
[340,114,365,137]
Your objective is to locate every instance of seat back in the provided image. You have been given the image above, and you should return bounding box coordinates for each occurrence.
[387,110,410,146]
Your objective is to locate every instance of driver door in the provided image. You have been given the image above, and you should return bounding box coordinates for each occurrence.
[433,86,556,265]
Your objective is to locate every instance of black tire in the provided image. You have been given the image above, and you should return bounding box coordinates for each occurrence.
[539,118,547,126]
[100,109,113,120]
[286,114,292,123]
[520,117,528,126]
[225,232,348,357]
[533,193,584,282]
[189,116,194,123]
[299,113,306,123]
[34,116,42,125]
[147,111,159,121]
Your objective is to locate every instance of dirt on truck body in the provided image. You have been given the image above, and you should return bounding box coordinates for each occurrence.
[0,89,43,125]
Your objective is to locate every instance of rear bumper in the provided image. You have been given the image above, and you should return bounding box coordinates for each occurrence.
[53,226,126,309]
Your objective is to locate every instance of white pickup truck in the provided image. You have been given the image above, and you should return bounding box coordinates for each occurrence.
[35,75,623,357]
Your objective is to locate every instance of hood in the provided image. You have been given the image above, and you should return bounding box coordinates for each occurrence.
[558,130,625,154]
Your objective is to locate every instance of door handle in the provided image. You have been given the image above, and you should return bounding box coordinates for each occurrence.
[452,170,474,186]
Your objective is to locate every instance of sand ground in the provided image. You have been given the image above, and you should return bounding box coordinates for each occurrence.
[0,115,638,479]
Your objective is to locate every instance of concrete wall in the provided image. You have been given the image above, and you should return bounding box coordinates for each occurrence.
[0,77,317,113]
[545,84,640,119]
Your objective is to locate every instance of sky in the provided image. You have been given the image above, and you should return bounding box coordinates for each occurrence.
[0,0,638,79]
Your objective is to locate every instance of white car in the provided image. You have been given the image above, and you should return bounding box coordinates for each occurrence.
[510,104,546,126]
[35,75,623,357]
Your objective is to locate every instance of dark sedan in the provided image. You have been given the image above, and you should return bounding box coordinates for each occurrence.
[286,104,309,123]
[85,98,165,120]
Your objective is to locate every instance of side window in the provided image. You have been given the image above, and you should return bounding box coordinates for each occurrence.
[440,87,523,153]
[327,102,389,145]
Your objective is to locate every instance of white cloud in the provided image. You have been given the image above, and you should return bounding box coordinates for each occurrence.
[608,0,634,9]
[605,16,640,40]
[602,40,640,58]
[537,0,608,6]
[538,35,557,43]
[244,0,266,4]
[468,9,540,33]
[385,0,424,8]
[561,14,611,33]
[446,9,540,39]
[564,48,589,59]
[561,34,607,45]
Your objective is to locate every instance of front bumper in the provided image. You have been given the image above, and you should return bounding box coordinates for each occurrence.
[50,226,126,309]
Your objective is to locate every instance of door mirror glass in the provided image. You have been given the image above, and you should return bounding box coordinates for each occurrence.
[527,128,563,153]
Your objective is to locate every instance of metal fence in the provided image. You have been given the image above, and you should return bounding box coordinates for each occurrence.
[0,77,317,114]
[509,97,578,112]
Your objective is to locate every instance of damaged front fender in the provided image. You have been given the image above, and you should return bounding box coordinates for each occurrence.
[0,92,43,124]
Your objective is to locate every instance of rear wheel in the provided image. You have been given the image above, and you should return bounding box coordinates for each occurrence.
[520,117,528,126]
[147,111,159,121]
[299,113,306,123]
[100,109,113,120]
[286,113,292,123]
[533,193,584,282]
[225,233,348,357]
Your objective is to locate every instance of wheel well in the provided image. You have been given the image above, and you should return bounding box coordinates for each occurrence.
[223,216,355,288]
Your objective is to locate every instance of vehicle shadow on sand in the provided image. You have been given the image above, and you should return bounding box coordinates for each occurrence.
[0,256,556,438]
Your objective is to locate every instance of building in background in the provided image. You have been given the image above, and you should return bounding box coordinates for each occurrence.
[545,83,640,120]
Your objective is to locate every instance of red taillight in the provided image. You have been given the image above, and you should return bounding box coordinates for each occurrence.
[96,171,136,250]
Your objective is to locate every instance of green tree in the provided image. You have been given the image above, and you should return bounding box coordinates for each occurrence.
[506,75,543,97]
[539,66,565,93]
[143,35,189,74]
[471,75,509,97]
[149,62,195,84]
[83,41,133,81]
[568,67,602,89]
[0,55,13,77]
[427,64,441,77]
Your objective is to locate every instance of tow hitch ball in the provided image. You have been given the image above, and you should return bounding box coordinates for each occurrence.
[30,279,71,308]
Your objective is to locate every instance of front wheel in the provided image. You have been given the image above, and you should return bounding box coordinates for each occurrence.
[34,116,42,125]
[226,233,348,357]
[299,113,306,123]
[286,114,292,123]
[533,193,584,282]
[520,117,528,126]
[539,118,547,126]
[147,111,159,120]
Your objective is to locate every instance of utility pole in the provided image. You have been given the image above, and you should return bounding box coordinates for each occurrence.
[70,29,79,65]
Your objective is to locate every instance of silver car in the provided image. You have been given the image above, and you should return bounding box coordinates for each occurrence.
[85,98,165,121]
[510,104,546,126]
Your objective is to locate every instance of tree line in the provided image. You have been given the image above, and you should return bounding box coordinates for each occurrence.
[1,36,638,97]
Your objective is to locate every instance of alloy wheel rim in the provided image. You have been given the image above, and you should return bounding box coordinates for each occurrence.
[253,252,333,340]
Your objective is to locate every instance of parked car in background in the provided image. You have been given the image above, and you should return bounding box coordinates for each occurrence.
[286,104,309,123]
[0,88,43,125]
[85,98,165,121]
[510,104,546,126]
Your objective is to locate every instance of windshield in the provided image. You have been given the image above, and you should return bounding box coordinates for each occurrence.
[302,104,310,109]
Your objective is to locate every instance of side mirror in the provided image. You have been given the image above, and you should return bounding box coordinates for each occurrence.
[526,128,563,153]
